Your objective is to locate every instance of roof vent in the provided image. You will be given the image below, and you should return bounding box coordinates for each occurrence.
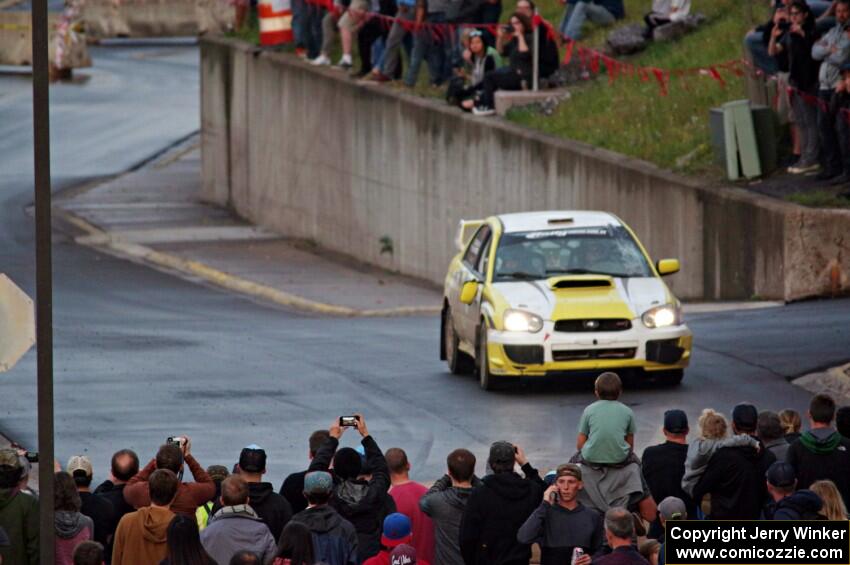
[547,217,574,224]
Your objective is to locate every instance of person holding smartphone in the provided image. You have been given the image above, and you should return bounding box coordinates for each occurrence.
[517,464,604,565]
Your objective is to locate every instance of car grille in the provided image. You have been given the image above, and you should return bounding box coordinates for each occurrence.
[503,345,544,365]
[554,319,632,332]
[552,348,637,361]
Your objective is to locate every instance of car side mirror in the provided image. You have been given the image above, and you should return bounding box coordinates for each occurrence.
[460,281,479,305]
[657,259,680,276]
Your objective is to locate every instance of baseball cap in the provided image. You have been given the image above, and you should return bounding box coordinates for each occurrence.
[732,403,759,432]
[664,409,689,434]
[555,463,582,481]
[390,544,417,565]
[304,471,334,495]
[658,496,687,520]
[766,461,796,488]
[0,449,21,469]
[67,455,93,477]
[381,513,412,548]
[239,445,267,473]
[489,441,515,466]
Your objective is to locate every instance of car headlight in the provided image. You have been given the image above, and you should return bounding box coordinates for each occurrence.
[503,310,544,333]
[641,304,681,329]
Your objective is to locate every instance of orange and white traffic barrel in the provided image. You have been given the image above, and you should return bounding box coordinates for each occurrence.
[258,0,293,46]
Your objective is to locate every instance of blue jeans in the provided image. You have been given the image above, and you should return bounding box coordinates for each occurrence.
[299,4,324,58]
[744,30,777,75]
[405,12,452,86]
[560,1,615,40]
[292,0,304,47]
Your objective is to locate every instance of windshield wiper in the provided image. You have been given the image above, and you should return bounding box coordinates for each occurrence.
[547,268,637,278]
[498,271,542,280]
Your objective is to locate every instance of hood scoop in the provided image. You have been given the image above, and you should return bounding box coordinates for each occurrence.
[549,275,613,290]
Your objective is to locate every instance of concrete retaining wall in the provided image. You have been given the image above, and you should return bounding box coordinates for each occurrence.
[201,37,850,302]
[0,13,91,68]
[82,0,231,39]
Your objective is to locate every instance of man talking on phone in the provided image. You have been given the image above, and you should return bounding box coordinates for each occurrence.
[517,464,604,565]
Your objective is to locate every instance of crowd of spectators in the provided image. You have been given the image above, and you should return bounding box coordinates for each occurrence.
[288,0,636,115]
[747,0,850,197]
[3,374,850,565]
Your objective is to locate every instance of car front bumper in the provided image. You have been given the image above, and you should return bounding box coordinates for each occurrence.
[485,322,692,377]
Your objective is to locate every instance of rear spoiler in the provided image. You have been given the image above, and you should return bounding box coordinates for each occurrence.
[455,219,485,251]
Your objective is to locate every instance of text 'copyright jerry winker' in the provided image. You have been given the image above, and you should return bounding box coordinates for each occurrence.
[664,521,850,565]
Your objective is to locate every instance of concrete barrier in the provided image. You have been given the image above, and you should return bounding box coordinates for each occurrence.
[82,0,232,39]
[200,36,850,302]
[0,12,91,68]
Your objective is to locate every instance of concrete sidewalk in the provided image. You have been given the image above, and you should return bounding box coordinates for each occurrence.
[55,137,443,316]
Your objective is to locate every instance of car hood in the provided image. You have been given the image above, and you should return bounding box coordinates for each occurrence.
[491,276,670,321]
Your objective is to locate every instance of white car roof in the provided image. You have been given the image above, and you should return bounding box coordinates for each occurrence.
[496,211,621,233]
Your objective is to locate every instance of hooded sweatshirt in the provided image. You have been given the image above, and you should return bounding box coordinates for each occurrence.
[291,504,359,565]
[112,506,174,565]
[419,475,481,565]
[691,441,776,520]
[55,510,94,565]
[212,482,293,542]
[201,504,277,565]
[787,428,850,508]
[459,464,545,565]
[763,489,824,520]
[516,501,604,565]
[309,435,394,562]
[0,487,39,565]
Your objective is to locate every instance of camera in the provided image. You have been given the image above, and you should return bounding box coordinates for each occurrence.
[778,20,791,31]
[166,436,186,448]
[339,415,360,427]
[25,452,38,463]
[502,24,513,33]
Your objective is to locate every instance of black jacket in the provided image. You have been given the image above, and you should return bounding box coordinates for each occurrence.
[213,482,292,542]
[93,481,135,564]
[641,442,697,519]
[309,435,394,562]
[781,16,820,91]
[280,470,309,515]
[79,491,115,550]
[763,489,824,520]
[517,502,604,565]
[787,429,850,509]
[459,464,545,565]
[291,505,359,565]
[692,441,775,520]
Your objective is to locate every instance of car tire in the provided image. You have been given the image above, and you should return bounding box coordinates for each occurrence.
[444,307,474,375]
[654,369,684,386]
[477,324,500,391]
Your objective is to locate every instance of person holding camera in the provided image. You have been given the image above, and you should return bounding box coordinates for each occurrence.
[0,448,38,565]
[471,12,535,116]
[769,1,821,175]
[309,414,394,562]
[517,464,604,565]
[458,441,545,565]
[124,436,215,517]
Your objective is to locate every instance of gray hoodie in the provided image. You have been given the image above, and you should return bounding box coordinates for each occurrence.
[55,510,93,539]
[419,475,481,565]
[812,21,850,90]
[681,435,758,496]
[201,504,277,565]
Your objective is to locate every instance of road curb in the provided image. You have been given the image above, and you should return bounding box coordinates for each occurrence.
[56,208,440,318]
[793,362,850,403]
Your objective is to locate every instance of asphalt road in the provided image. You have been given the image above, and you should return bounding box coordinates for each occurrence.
[2,43,850,484]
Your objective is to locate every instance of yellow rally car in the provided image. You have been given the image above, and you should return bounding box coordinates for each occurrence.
[440,211,693,390]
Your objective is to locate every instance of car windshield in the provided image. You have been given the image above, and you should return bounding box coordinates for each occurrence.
[493,225,653,281]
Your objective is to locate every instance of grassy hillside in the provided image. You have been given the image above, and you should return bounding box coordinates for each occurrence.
[510,0,767,174]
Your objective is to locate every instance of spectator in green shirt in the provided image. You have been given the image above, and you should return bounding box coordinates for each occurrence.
[576,372,636,465]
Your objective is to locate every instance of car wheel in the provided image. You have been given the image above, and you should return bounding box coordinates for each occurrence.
[444,307,474,375]
[477,324,499,391]
[654,369,684,386]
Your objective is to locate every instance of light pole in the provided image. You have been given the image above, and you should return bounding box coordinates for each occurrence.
[31,0,55,559]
